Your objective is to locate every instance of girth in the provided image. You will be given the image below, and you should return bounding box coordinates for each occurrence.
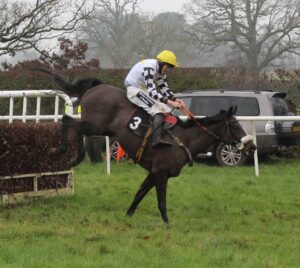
[134,127,193,167]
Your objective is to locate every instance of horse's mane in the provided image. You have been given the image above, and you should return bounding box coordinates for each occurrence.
[178,110,228,128]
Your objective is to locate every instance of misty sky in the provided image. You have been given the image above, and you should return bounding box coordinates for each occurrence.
[139,0,189,13]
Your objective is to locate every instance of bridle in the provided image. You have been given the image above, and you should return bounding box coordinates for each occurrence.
[180,107,249,150]
[180,107,220,140]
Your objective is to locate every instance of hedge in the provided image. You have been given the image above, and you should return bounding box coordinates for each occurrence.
[0,122,77,176]
[0,66,299,113]
[0,66,225,90]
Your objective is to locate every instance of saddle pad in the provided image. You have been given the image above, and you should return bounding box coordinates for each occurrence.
[127,108,151,137]
[126,109,178,136]
[163,114,178,130]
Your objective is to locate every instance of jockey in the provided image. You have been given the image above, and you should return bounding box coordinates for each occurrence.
[125,50,185,148]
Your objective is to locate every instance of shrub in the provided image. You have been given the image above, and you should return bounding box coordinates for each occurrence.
[0,122,77,176]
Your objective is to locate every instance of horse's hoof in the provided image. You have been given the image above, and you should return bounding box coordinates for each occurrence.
[126,209,135,217]
[162,217,169,225]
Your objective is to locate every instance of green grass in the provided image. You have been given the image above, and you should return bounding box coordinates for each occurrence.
[1,158,300,268]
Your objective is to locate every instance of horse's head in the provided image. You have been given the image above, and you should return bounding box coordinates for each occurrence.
[221,106,257,155]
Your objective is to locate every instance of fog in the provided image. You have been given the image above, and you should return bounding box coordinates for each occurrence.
[2,0,300,70]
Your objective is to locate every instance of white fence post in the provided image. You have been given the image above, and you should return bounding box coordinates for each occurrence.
[9,97,14,123]
[54,95,59,123]
[251,121,259,177]
[36,96,41,123]
[105,136,111,175]
[22,96,27,123]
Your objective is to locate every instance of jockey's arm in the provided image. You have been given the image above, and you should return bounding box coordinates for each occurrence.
[157,75,186,109]
[166,99,181,109]
[174,98,186,109]
[143,67,168,103]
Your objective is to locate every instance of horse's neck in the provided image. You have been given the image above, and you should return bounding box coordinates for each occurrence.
[184,123,223,156]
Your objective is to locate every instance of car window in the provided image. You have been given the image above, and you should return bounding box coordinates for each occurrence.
[191,97,230,116]
[231,97,260,116]
[271,97,289,115]
[175,94,260,116]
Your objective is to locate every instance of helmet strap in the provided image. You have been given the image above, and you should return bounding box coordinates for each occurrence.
[158,61,174,74]
[158,61,164,74]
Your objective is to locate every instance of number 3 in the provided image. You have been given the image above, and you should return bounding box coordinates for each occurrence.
[130,116,142,130]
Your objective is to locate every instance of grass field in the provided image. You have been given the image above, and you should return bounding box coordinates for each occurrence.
[0,158,300,268]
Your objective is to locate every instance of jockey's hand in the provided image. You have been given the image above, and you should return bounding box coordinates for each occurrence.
[167,99,184,109]
[175,98,186,109]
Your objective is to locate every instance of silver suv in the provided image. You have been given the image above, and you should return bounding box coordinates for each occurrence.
[175,90,300,166]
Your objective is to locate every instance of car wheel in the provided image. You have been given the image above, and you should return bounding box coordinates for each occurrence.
[215,142,247,167]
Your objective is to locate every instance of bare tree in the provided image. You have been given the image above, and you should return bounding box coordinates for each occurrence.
[0,0,93,57]
[80,0,141,68]
[82,8,194,67]
[184,0,300,76]
[132,12,189,59]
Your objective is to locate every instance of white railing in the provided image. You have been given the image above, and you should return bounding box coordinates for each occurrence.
[181,115,300,177]
[2,90,298,177]
[0,90,75,122]
[236,116,300,177]
[0,90,111,175]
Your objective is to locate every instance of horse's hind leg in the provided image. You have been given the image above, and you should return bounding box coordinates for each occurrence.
[127,173,155,217]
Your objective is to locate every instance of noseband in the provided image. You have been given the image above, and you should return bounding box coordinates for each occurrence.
[225,120,253,149]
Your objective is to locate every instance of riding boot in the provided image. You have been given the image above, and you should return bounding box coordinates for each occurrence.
[151,113,172,148]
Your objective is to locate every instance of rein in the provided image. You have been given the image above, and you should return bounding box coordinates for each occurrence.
[179,108,253,150]
[180,107,220,140]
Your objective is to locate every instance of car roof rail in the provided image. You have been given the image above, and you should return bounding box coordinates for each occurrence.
[178,89,231,94]
[272,92,287,98]
[177,89,279,95]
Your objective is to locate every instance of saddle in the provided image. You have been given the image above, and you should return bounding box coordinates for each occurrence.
[126,108,193,166]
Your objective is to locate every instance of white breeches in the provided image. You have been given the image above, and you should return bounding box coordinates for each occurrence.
[126,86,172,116]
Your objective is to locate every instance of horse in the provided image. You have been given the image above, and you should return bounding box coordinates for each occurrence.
[39,69,256,223]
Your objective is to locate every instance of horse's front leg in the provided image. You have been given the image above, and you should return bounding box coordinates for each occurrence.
[51,115,85,166]
[51,115,73,155]
[155,174,169,224]
[127,173,155,216]
[68,127,85,166]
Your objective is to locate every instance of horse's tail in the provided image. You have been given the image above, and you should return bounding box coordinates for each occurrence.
[33,67,103,98]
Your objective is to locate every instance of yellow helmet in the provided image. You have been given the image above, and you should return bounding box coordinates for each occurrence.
[156,50,178,67]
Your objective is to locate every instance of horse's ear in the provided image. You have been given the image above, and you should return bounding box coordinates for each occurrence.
[233,105,237,114]
[227,106,233,116]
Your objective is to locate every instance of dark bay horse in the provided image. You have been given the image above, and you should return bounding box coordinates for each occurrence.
[41,70,256,223]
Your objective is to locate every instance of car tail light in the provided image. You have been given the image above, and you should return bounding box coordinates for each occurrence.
[265,121,275,133]
[292,123,300,133]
